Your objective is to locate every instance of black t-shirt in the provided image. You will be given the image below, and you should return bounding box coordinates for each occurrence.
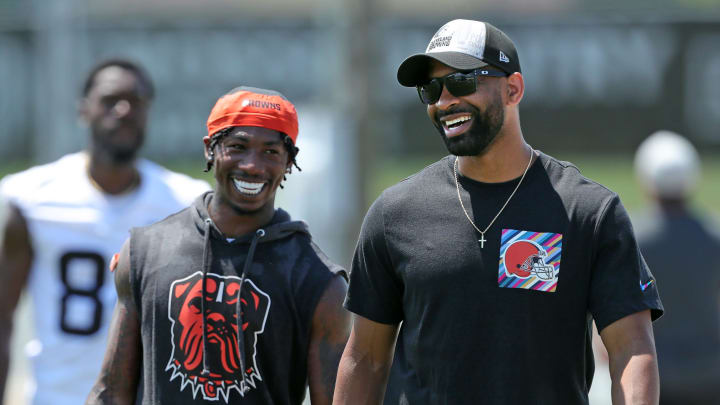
[345,152,663,405]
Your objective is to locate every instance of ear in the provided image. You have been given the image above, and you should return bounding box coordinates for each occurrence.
[202,136,212,160]
[77,98,90,125]
[505,72,525,106]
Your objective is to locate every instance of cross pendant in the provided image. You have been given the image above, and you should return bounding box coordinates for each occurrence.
[478,233,487,248]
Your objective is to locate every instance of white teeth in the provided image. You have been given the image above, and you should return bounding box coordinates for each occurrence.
[232,179,265,195]
[442,115,471,127]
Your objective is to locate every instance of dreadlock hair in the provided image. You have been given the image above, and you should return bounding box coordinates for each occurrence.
[204,127,301,189]
[204,127,233,172]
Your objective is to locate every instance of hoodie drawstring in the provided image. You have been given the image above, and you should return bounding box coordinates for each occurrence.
[200,218,214,376]
[235,228,265,387]
[198,218,266,387]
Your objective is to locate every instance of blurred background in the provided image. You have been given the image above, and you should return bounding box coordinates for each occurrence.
[1,0,719,403]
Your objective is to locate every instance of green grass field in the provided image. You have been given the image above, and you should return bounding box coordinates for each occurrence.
[367,153,720,217]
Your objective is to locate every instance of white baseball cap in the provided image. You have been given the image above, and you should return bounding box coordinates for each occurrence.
[397,19,521,87]
[634,130,700,198]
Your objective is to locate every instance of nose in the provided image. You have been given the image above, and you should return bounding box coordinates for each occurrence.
[433,84,459,111]
[111,99,132,118]
[236,151,265,177]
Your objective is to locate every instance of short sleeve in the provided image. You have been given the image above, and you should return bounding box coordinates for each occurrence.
[589,195,664,332]
[0,174,22,205]
[344,195,404,324]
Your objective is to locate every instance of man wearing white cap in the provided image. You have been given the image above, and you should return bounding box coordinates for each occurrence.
[634,131,720,405]
[335,19,663,404]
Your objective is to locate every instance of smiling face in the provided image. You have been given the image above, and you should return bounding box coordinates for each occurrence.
[81,66,151,164]
[206,126,291,217]
[426,61,507,157]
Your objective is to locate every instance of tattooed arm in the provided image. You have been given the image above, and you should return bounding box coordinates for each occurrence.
[307,274,351,405]
[85,239,141,404]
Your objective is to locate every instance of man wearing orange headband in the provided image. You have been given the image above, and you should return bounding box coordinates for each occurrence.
[87,87,350,404]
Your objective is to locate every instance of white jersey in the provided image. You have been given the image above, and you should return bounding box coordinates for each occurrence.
[0,194,7,247]
[0,152,210,405]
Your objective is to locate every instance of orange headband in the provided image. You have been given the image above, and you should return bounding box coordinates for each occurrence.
[206,88,298,143]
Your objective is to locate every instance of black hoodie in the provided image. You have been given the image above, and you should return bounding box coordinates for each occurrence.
[129,192,344,404]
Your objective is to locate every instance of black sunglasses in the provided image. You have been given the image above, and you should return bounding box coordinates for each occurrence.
[416,68,508,105]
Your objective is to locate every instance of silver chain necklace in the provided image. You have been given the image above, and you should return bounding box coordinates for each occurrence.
[453,148,534,248]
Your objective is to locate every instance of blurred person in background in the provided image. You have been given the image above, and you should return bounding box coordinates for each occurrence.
[0,195,7,249]
[335,19,663,405]
[0,58,210,405]
[633,130,720,405]
[86,86,350,404]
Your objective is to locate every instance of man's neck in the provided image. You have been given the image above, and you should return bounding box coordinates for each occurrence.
[86,152,140,195]
[657,198,689,215]
[457,132,534,183]
[207,195,275,238]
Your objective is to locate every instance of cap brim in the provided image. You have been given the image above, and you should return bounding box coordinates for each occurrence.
[396,52,488,87]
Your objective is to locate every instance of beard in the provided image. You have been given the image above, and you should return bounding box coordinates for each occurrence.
[91,125,145,165]
[432,91,505,157]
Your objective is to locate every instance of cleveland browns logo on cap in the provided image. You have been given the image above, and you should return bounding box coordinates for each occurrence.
[207,87,299,143]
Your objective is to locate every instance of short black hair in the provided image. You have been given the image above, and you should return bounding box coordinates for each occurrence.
[82,58,155,99]
[204,127,301,177]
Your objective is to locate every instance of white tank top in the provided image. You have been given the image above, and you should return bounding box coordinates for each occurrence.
[0,152,210,405]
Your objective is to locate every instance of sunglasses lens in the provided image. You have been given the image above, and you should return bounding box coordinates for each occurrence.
[445,74,477,98]
[417,72,481,104]
[417,80,442,104]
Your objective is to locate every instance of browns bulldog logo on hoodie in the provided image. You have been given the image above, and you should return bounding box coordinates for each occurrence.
[165,271,271,402]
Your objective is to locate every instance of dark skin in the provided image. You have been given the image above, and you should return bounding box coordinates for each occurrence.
[79,65,152,194]
[84,240,141,403]
[87,126,351,404]
[333,315,399,404]
[0,65,151,402]
[204,127,292,237]
[0,203,32,401]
